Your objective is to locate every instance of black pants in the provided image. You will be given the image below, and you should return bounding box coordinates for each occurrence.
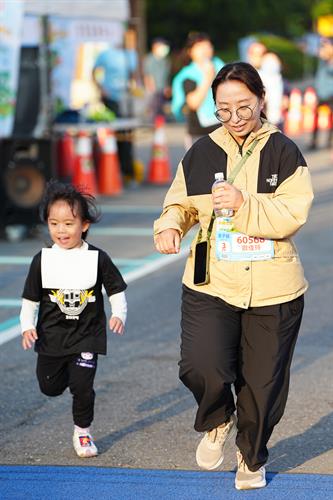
[36,353,98,428]
[102,96,134,178]
[179,285,304,471]
[311,98,333,147]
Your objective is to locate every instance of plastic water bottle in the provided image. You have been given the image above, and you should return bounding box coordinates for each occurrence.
[212,172,234,218]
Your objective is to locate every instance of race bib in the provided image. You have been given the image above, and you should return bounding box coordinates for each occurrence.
[215,219,274,261]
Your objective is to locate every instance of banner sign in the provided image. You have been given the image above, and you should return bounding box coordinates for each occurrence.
[0,0,24,137]
[49,17,124,110]
[21,14,41,47]
[70,19,123,45]
[49,16,75,111]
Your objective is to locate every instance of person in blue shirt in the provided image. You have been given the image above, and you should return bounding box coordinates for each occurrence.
[171,32,224,150]
[92,38,138,181]
[93,45,137,117]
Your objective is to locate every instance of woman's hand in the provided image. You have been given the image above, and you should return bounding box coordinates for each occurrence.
[155,229,181,254]
[22,329,38,350]
[201,59,216,81]
[212,183,244,212]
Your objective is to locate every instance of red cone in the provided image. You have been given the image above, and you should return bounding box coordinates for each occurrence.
[97,128,123,196]
[72,131,97,195]
[147,115,172,184]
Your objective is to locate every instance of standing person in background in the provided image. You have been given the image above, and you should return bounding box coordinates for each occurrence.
[246,41,266,70]
[143,38,171,122]
[92,30,138,183]
[154,62,313,491]
[309,37,333,150]
[92,38,137,119]
[259,52,285,129]
[171,32,224,150]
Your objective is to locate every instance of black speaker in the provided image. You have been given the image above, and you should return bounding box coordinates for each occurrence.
[13,47,41,136]
[0,138,54,229]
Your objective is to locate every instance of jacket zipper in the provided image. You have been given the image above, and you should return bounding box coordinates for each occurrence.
[230,133,250,157]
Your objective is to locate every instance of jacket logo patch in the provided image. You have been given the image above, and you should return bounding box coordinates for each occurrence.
[266,174,278,187]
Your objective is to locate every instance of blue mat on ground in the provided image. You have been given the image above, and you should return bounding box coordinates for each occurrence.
[0,465,332,499]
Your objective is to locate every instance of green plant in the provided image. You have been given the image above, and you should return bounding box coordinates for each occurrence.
[312,0,333,19]
[216,46,239,64]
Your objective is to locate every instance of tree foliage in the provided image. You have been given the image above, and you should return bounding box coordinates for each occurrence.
[312,0,333,18]
[146,0,315,51]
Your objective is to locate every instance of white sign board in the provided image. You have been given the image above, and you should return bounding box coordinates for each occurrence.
[0,0,24,137]
[24,0,130,22]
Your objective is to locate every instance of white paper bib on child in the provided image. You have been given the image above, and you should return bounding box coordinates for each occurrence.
[215,218,274,262]
[41,248,98,289]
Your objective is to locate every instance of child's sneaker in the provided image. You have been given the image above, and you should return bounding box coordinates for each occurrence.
[73,428,98,458]
[235,450,266,490]
[196,414,237,470]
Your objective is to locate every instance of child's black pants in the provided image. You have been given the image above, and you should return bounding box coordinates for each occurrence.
[36,353,98,428]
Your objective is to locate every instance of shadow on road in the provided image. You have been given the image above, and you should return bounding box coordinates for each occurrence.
[96,386,193,453]
[268,411,333,471]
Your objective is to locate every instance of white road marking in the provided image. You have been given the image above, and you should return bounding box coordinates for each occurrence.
[98,205,162,214]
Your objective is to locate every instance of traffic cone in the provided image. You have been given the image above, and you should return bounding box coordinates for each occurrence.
[56,131,76,181]
[302,87,317,133]
[284,88,303,137]
[147,115,172,184]
[97,128,123,196]
[318,104,332,131]
[72,131,97,195]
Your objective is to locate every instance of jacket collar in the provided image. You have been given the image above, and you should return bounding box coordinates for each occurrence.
[209,120,280,154]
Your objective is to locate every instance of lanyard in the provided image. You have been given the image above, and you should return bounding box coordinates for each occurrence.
[197,139,259,243]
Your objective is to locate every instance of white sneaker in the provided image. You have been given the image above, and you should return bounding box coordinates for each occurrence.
[73,428,98,458]
[235,450,266,490]
[196,414,237,470]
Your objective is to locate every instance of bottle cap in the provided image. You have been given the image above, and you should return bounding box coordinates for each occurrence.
[214,172,224,181]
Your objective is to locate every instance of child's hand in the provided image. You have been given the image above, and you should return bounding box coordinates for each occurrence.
[22,329,38,350]
[109,316,124,336]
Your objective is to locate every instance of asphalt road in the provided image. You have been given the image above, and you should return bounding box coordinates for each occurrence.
[0,125,332,475]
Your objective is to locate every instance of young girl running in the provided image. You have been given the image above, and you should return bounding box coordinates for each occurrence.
[20,181,127,458]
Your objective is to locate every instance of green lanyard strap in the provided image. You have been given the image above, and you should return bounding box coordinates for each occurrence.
[197,139,259,244]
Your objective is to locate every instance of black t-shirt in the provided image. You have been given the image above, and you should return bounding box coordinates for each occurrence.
[184,79,220,136]
[22,243,127,356]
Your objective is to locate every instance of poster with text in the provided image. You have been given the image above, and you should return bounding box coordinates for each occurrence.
[0,0,24,137]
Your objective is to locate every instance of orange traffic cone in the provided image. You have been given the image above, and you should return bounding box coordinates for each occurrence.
[318,104,332,131]
[97,128,123,196]
[57,131,76,180]
[284,88,303,136]
[302,87,317,133]
[147,115,172,184]
[72,131,97,195]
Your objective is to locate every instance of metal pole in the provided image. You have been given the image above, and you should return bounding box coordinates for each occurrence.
[33,14,52,137]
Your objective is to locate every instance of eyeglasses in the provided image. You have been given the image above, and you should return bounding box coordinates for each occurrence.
[214,100,259,123]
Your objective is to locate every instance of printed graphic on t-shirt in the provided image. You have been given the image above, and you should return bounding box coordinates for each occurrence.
[49,289,96,320]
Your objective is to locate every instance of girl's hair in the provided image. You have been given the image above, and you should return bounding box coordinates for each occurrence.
[40,181,101,240]
[212,62,266,111]
[182,32,213,66]
[185,31,211,49]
